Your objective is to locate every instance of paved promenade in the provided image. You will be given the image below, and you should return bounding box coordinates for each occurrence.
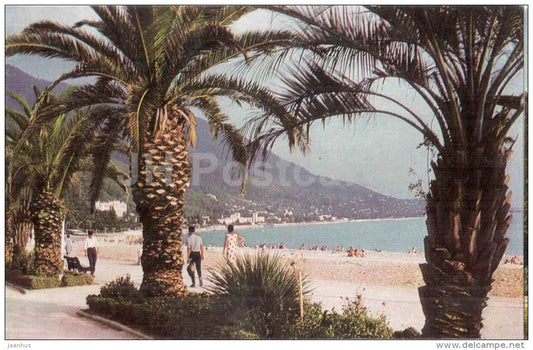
[5,258,524,340]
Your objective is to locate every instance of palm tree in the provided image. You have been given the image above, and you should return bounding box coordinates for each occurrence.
[6,5,295,295]
[6,90,34,260]
[243,6,525,338]
[6,88,124,277]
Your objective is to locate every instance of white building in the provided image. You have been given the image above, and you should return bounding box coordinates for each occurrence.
[218,212,265,225]
[95,200,128,218]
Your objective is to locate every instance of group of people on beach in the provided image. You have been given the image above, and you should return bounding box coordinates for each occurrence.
[504,255,523,265]
[300,244,329,251]
[347,247,367,257]
[299,244,367,257]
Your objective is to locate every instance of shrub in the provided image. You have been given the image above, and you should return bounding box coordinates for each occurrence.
[86,274,397,340]
[14,275,61,289]
[393,327,421,339]
[86,292,243,339]
[208,252,312,338]
[281,302,328,338]
[99,275,140,299]
[61,270,94,287]
[281,297,393,339]
[326,296,393,338]
[7,250,35,276]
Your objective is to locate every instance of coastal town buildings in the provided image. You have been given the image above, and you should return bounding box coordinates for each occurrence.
[95,200,128,218]
[218,212,266,225]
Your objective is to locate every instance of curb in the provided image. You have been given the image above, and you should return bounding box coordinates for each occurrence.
[77,310,153,340]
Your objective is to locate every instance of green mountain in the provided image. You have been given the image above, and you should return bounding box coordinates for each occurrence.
[6,64,425,225]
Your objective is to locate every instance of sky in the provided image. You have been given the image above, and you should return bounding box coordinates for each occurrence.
[4,5,526,207]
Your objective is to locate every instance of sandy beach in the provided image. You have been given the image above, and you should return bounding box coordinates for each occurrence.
[69,236,524,299]
[7,234,523,339]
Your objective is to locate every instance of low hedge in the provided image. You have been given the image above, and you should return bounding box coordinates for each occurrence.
[7,251,94,289]
[87,278,402,339]
[86,293,249,339]
[61,271,94,287]
[86,293,402,340]
[6,270,94,290]
[12,275,62,289]
[86,274,422,340]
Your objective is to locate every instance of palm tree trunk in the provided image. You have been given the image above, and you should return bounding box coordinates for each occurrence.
[6,213,14,266]
[419,144,512,338]
[135,118,192,297]
[29,190,64,277]
[6,200,31,263]
[11,204,32,255]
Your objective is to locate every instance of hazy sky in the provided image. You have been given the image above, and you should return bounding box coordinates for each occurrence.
[4,5,526,207]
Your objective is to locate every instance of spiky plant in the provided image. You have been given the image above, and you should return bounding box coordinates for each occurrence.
[243,5,525,338]
[208,252,312,337]
[6,5,296,295]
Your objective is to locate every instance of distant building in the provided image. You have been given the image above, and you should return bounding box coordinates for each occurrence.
[206,194,218,201]
[201,216,210,225]
[95,200,128,218]
[218,212,265,225]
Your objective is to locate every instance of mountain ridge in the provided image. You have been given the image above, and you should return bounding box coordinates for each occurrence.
[5,64,425,223]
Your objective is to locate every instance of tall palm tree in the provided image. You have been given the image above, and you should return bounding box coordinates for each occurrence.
[6,5,295,295]
[6,90,35,259]
[7,88,124,277]
[243,6,525,338]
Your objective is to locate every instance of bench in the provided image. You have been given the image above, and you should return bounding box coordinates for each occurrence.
[64,256,91,274]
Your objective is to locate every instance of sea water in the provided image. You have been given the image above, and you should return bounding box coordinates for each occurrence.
[198,212,524,255]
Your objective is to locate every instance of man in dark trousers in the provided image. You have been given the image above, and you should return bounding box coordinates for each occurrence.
[84,230,99,276]
[186,226,204,287]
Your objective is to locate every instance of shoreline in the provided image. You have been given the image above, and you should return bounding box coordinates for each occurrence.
[96,219,524,259]
[107,216,427,237]
[194,216,427,233]
[69,241,524,299]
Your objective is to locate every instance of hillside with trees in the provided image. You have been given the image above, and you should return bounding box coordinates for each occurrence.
[7,64,425,228]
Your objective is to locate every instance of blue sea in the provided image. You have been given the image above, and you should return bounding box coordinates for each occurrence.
[198,212,525,255]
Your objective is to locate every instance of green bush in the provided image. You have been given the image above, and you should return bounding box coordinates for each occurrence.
[393,327,421,339]
[7,250,35,276]
[14,275,61,289]
[208,252,312,338]
[281,302,328,338]
[326,296,393,338]
[61,270,94,286]
[86,292,244,339]
[6,253,93,289]
[281,297,393,339]
[100,275,140,299]
[86,275,397,340]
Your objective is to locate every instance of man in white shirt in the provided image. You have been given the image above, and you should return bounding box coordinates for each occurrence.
[84,230,99,276]
[186,226,204,287]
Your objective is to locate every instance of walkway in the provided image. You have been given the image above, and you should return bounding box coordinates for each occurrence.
[5,258,524,339]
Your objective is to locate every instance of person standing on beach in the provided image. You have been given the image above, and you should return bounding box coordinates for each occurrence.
[223,224,244,266]
[186,226,204,287]
[84,230,99,276]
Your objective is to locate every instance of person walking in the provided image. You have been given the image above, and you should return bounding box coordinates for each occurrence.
[186,226,204,287]
[65,233,73,256]
[84,230,99,276]
[223,224,244,266]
